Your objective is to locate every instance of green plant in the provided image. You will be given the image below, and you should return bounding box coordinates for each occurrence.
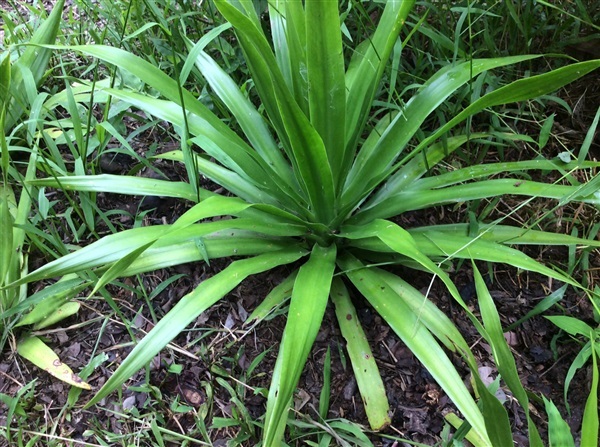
[467,264,599,447]
[6,1,600,444]
[1,0,63,136]
[545,289,600,446]
[0,0,98,397]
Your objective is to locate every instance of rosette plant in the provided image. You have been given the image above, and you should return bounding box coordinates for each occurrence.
[8,0,600,444]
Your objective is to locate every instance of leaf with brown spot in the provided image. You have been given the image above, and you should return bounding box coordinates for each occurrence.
[17,336,91,390]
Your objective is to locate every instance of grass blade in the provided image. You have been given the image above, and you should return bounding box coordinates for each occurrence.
[357,178,600,222]
[245,271,297,323]
[86,247,307,408]
[189,46,296,195]
[581,338,599,447]
[306,0,346,191]
[338,252,489,444]
[214,0,336,223]
[473,263,543,446]
[410,224,600,247]
[263,244,336,445]
[29,174,202,202]
[344,0,415,157]
[344,55,538,211]
[544,397,575,447]
[4,0,64,132]
[373,269,472,356]
[330,278,390,430]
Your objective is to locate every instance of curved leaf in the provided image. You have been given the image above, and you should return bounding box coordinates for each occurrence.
[369,59,600,208]
[338,253,490,445]
[355,178,600,222]
[18,336,91,390]
[343,55,539,210]
[86,247,307,408]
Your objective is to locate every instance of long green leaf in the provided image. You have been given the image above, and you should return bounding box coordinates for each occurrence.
[409,224,600,247]
[246,271,297,323]
[306,0,346,191]
[330,278,390,430]
[338,252,490,445]
[343,55,539,211]
[86,247,307,408]
[269,0,307,113]
[471,371,513,447]
[29,174,202,201]
[263,243,336,445]
[411,159,600,191]
[581,338,599,447]
[350,229,578,287]
[214,0,336,223]
[344,0,415,159]
[368,59,600,208]
[473,263,542,446]
[45,45,286,202]
[1,277,87,322]
[4,0,64,132]
[214,0,292,155]
[544,397,576,447]
[340,220,484,327]
[189,45,295,193]
[355,178,600,222]
[93,88,285,206]
[373,268,472,357]
[122,230,299,277]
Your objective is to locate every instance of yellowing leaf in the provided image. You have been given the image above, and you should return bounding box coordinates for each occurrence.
[17,336,91,390]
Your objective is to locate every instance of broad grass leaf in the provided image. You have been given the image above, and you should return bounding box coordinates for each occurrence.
[187,40,292,187]
[405,231,577,287]
[88,241,156,296]
[407,59,600,174]
[373,269,472,357]
[4,0,63,132]
[214,1,336,221]
[16,278,88,327]
[544,397,575,447]
[545,315,595,337]
[470,371,513,447]
[357,178,600,222]
[344,0,415,155]
[306,0,346,191]
[473,263,543,446]
[319,347,331,422]
[340,220,485,331]
[410,159,600,191]
[0,184,14,286]
[86,247,307,408]
[122,228,300,277]
[264,244,336,445]
[581,338,599,447]
[338,253,489,444]
[29,174,202,201]
[410,223,600,247]
[245,271,297,323]
[330,278,390,430]
[344,55,538,211]
[33,302,80,330]
[269,0,307,113]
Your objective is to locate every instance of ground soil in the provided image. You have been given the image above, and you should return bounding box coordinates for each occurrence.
[1,3,600,446]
